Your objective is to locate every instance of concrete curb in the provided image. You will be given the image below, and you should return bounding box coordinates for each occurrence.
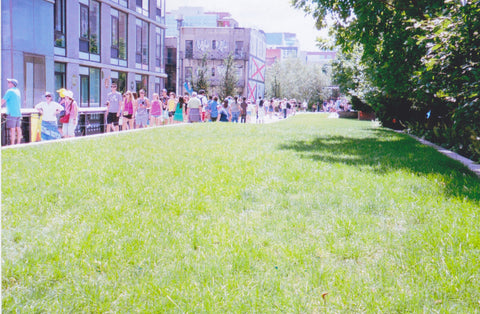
[402,132,480,178]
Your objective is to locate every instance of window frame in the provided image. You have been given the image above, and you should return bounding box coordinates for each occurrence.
[135,18,149,70]
[111,8,127,66]
[185,40,193,59]
[54,0,66,54]
[79,0,101,62]
[136,0,149,17]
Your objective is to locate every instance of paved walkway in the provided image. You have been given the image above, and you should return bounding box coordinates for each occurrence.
[4,113,479,179]
[403,133,480,178]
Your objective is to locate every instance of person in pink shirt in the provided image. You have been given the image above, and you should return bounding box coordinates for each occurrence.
[150,93,163,127]
[62,90,78,138]
[122,91,135,130]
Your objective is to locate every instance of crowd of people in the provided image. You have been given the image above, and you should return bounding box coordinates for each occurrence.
[2,77,301,144]
[103,88,301,132]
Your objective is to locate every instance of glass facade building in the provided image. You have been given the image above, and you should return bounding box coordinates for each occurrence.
[2,0,167,108]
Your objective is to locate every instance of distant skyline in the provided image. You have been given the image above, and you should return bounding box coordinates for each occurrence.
[165,0,329,51]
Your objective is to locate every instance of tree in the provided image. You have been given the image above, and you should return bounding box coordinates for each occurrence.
[412,1,480,160]
[293,0,480,161]
[218,54,238,99]
[193,53,210,93]
[265,58,331,105]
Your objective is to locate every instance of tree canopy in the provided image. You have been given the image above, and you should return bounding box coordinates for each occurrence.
[265,58,332,105]
[294,0,479,161]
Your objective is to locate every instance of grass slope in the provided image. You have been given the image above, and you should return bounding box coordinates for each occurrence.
[2,115,480,312]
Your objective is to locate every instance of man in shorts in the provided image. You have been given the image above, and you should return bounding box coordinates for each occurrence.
[2,78,22,145]
[105,82,122,132]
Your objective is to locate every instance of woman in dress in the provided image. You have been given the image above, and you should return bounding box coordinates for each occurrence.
[173,96,185,123]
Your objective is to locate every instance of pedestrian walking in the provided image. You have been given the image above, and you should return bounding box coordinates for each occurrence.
[187,92,201,123]
[219,99,230,122]
[150,93,163,127]
[230,96,241,123]
[122,91,135,130]
[135,89,150,129]
[257,98,265,124]
[240,97,248,123]
[198,90,207,122]
[167,92,177,124]
[105,82,122,132]
[2,78,22,145]
[208,96,220,122]
[173,96,185,123]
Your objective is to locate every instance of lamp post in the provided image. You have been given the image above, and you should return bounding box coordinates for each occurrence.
[176,14,183,95]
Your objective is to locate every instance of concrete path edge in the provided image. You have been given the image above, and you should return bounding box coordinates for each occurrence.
[400,131,480,178]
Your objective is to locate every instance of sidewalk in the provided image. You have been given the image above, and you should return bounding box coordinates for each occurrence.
[404,133,480,178]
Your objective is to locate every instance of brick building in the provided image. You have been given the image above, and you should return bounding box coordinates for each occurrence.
[178,27,266,101]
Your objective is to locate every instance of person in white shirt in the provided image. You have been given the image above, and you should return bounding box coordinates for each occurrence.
[35,92,64,140]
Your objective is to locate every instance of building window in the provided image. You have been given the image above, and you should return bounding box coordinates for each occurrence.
[79,67,100,107]
[79,0,100,62]
[167,48,175,64]
[212,40,217,50]
[155,77,162,94]
[111,71,127,94]
[136,0,149,17]
[111,8,127,66]
[235,41,244,58]
[155,27,164,69]
[185,40,193,59]
[156,0,164,23]
[24,54,46,108]
[54,63,66,101]
[54,0,66,54]
[110,0,127,7]
[135,74,148,95]
[185,67,193,83]
[136,18,149,69]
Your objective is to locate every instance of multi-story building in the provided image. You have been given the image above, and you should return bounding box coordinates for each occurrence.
[299,51,337,65]
[164,7,241,93]
[178,27,266,101]
[2,0,167,109]
[165,7,239,37]
[265,32,300,66]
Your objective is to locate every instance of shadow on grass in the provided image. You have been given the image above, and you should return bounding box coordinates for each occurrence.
[279,128,480,201]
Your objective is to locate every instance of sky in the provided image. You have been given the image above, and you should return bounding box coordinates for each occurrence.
[165,0,328,51]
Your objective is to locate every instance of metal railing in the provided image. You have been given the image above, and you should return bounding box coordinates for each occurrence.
[1,107,107,146]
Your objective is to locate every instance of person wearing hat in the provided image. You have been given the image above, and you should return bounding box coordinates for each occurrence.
[2,78,22,145]
[56,88,67,137]
[34,92,64,140]
[62,90,78,138]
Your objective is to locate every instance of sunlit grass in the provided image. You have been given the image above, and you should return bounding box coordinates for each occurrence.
[2,115,479,312]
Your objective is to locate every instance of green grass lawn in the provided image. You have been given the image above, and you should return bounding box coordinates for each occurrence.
[2,114,479,312]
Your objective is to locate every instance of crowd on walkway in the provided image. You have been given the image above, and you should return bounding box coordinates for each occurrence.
[2,77,302,145]
[104,87,300,131]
